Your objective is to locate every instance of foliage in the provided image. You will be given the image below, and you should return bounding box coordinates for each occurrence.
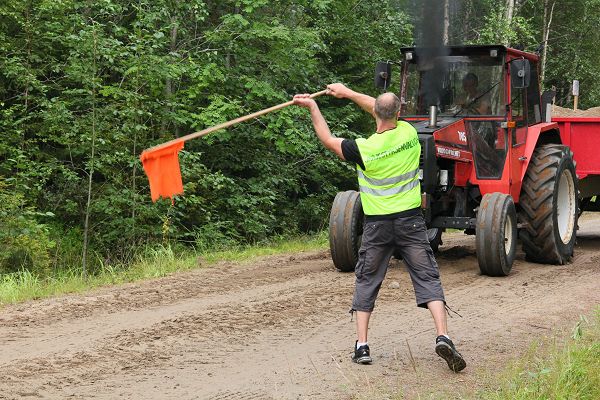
[0,180,54,275]
[459,0,600,108]
[521,0,600,107]
[0,0,413,271]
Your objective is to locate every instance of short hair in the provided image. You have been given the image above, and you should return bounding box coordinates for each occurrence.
[463,73,478,85]
[374,92,401,121]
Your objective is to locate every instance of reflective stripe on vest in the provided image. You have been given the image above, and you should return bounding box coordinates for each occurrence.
[355,122,422,216]
[357,168,419,187]
[359,174,420,196]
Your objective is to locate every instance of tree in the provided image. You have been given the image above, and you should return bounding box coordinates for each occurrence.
[540,0,556,86]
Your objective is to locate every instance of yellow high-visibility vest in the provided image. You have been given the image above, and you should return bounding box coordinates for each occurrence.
[355,122,421,216]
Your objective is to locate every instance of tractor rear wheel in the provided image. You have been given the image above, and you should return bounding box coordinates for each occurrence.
[519,145,578,264]
[475,192,517,276]
[329,191,364,272]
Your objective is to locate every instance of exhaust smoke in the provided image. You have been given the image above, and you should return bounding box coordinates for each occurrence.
[410,0,463,110]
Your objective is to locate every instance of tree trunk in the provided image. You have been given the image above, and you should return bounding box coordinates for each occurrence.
[464,1,472,42]
[443,0,450,45]
[540,0,556,87]
[170,17,179,138]
[82,25,98,279]
[161,13,179,137]
[164,17,178,101]
[504,0,515,46]
[132,1,142,237]
[505,0,515,21]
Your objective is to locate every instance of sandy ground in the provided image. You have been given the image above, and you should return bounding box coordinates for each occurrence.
[1,214,600,400]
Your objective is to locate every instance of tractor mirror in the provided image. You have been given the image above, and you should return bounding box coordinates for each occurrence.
[511,59,531,89]
[375,61,392,89]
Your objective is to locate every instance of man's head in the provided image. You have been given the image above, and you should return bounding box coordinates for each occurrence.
[374,92,401,122]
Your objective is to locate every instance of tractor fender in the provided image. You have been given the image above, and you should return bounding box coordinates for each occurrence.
[518,122,562,183]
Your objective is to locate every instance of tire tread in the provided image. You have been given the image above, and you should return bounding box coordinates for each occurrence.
[519,144,577,264]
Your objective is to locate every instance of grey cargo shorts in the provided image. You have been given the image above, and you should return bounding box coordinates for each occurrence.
[352,213,445,312]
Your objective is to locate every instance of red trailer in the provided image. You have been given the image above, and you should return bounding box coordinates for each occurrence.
[554,117,600,205]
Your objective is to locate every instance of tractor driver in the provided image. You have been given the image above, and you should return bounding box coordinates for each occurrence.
[458,72,491,115]
[293,84,466,372]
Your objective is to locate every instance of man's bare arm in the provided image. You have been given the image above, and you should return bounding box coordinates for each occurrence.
[309,104,345,159]
[293,94,345,159]
[477,98,492,115]
[327,83,376,118]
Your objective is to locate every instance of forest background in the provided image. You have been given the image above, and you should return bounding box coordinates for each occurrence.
[2,0,599,277]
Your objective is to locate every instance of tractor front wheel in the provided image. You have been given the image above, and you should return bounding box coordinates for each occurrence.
[427,227,443,253]
[519,145,578,264]
[475,192,518,276]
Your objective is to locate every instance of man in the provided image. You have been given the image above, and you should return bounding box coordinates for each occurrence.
[459,73,491,115]
[293,83,466,372]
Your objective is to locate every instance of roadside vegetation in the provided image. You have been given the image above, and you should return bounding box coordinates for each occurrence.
[480,309,600,400]
[0,232,327,306]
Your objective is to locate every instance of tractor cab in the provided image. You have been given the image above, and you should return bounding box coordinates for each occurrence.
[394,46,541,200]
[400,46,507,117]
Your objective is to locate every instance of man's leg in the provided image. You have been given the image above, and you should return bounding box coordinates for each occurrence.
[393,215,466,372]
[356,311,371,343]
[427,300,469,371]
[392,215,445,310]
[351,220,394,364]
[427,300,447,336]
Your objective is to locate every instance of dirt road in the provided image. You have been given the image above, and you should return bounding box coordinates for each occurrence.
[1,214,600,400]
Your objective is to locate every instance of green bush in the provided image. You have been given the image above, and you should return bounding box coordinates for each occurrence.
[0,181,55,275]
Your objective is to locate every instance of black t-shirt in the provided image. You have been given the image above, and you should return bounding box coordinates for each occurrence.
[341,139,365,170]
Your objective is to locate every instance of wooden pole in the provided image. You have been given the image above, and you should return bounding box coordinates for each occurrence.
[573,80,580,110]
[143,90,328,154]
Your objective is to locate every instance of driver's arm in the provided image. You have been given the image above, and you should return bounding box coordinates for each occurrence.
[476,98,492,114]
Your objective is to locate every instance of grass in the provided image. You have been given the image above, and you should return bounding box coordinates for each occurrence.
[0,231,328,306]
[199,230,328,263]
[479,308,600,400]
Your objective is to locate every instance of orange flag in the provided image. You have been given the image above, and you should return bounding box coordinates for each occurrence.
[140,140,185,202]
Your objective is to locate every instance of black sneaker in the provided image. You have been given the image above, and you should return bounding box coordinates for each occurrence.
[435,336,466,372]
[351,341,372,364]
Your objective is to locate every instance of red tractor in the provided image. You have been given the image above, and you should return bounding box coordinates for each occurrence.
[329,45,600,276]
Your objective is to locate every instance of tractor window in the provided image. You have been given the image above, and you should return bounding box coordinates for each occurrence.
[510,74,528,146]
[401,55,505,116]
[510,86,526,127]
[467,120,507,179]
[404,69,420,115]
[527,63,542,125]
